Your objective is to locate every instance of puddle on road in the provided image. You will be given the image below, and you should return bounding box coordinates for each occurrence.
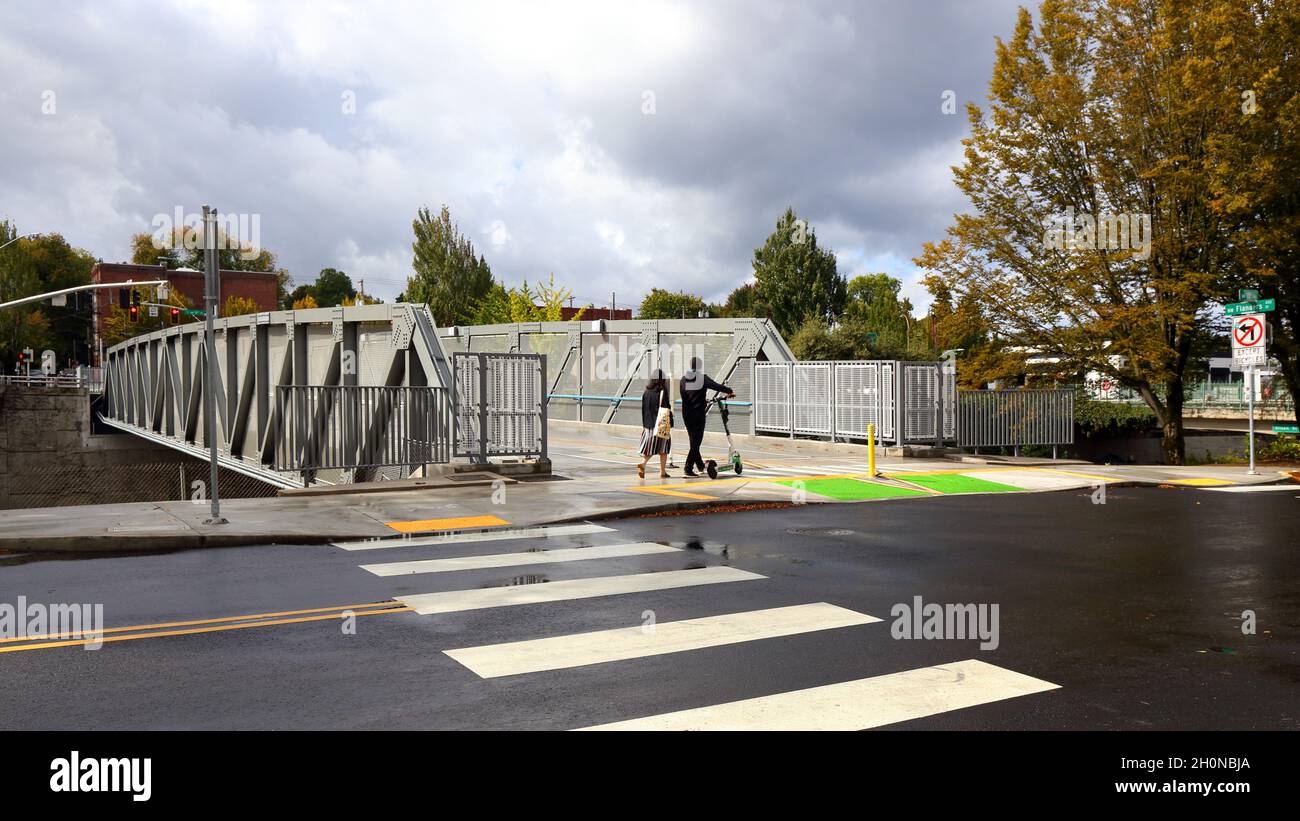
[482,574,550,588]
[669,539,730,559]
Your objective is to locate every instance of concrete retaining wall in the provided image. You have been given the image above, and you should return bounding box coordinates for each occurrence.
[0,385,277,509]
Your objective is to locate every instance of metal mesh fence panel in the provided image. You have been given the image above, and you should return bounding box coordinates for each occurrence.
[957,390,1075,447]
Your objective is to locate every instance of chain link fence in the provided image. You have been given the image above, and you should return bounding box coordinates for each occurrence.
[2,460,280,510]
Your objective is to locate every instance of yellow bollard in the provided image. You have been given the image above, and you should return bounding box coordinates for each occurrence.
[867,423,877,476]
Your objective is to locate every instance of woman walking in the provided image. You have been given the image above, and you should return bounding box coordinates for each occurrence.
[637,369,673,478]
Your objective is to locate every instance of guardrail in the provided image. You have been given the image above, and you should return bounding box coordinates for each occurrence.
[957,389,1074,449]
[0,373,102,390]
[274,385,451,473]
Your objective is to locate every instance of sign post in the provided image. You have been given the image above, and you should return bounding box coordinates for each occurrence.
[202,205,227,525]
[1231,313,1267,476]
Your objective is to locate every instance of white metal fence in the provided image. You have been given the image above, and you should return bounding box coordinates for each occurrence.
[957,390,1074,448]
[755,360,952,444]
[453,352,547,461]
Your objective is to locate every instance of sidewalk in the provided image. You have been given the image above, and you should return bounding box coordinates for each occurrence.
[1,424,1293,553]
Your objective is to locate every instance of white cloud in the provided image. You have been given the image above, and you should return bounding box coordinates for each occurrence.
[0,0,1024,312]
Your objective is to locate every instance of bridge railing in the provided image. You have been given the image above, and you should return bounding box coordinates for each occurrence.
[957,389,1075,448]
[753,360,956,444]
[273,385,451,473]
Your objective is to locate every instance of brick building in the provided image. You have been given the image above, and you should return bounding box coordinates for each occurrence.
[559,306,632,321]
[90,262,280,364]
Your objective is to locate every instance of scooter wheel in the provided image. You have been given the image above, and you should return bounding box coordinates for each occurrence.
[734,461,742,475]
[706,461,718,480]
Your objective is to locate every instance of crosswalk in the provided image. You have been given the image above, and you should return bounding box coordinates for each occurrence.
[331,522,1059,730]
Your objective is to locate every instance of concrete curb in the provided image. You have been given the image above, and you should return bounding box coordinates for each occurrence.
[6,475,1294,555]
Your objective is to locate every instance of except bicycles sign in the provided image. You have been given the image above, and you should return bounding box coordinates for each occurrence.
[1232,313,1267,367]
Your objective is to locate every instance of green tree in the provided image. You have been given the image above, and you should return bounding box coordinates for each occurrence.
[843,273,912,358]
[0,223,95,367]
[637,288,708,319]
[916,0,1241,464]
[1206,0,1300,426]
[719,282,771,318]
[406,205,494,327]
[471,274,583,324]
[787,318,857,361]
[752,207,845,338]
[313,268,356,307]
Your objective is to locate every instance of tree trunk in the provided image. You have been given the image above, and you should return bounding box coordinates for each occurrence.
[1161,377,1186,465]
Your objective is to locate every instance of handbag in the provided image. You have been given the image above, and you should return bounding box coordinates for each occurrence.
[653,406,673,439]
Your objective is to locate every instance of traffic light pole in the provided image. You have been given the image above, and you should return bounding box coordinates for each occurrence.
[0,279,168,311]
[202,205,227,525]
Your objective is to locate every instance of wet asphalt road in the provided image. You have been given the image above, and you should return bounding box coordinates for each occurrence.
[0,485,1296,730]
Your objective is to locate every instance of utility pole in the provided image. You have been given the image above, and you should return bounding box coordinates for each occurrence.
[202,205,227,524]
[1247,363,1258,476]
[610,291,615,319]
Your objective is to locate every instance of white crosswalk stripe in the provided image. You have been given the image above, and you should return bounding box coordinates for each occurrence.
[397,566,764,615]
[444,602,880,678]
[353,522,1060,729]
[332,523,615,551]
[360,542,679,576]
[577,659,1060,731]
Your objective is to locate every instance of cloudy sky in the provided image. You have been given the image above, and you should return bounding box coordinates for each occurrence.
[1,0,1028,312]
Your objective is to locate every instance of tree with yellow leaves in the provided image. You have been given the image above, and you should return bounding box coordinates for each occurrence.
[917,0,1250,464]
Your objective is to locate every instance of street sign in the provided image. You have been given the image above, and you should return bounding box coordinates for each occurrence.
[1232,313,1267,368]
[1239,288,1259,302]
[1232,313,1266,347]
[1273,424,1299,434]
[1225,298,1276,315]
[148,306,158,318]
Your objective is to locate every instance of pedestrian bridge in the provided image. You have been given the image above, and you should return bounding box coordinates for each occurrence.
[99,309,794,488]
[103,307,1078,489]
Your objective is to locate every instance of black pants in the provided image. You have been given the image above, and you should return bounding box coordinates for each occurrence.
[684,415,707,473]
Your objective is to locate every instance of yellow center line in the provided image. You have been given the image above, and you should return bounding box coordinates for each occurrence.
[0,606,413,654]
[0,601,403,644]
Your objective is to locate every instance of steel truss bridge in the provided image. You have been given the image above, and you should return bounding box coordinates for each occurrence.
[100,303,457,488]
[100,310,793,488]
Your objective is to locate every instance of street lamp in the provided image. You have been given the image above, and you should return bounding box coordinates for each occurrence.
[0,232,41,252]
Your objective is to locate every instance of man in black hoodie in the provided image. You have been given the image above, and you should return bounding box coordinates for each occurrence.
[679,357,734,477]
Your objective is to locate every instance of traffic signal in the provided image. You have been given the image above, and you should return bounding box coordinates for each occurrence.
[118,288,129,309]
[170,306,180,325]
[131,290,140,307]
[16,350,26,365]
[128,304,139,323]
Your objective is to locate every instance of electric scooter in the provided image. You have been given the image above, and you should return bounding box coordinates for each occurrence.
[704,390,743,479]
